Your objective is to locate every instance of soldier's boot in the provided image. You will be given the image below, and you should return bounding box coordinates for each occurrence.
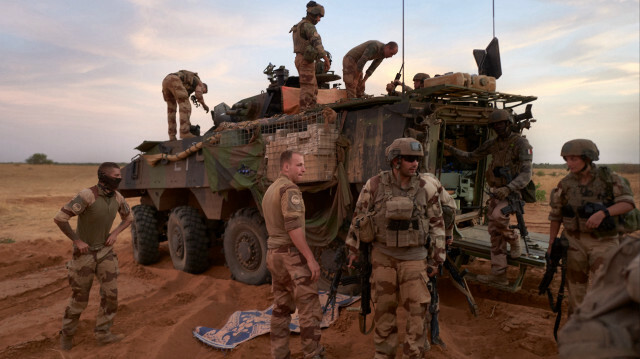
[510,239,522,259]
[476,273,509,286]
[424,338,431,352]
[179,132,196,139]
[60,332,73,351]
[95,332,125,346]
[432,336,447,349]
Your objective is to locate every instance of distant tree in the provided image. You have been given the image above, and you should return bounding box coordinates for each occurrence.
[25,153,54,164]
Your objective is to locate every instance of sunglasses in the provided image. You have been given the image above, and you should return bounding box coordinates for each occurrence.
[401,156,420,163]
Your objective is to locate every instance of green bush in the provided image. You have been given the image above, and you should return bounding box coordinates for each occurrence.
[25,153,54,164]
[535,170,546,177]
[535,183,546,202]
[550,172,558,177]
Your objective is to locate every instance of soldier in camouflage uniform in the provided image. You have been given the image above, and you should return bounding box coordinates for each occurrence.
[290,1,331,110]
[346,137,446,359]
[386,73,430,95]
[443,109,532,285]
[53,162,133,350]
[162,69,209,140]
[343,40,398,98]
[262,150,324,359]
[548,139,635,314]
[557,230,640,358]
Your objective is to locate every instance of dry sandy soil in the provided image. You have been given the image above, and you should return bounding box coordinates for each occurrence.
[1,164,638,359]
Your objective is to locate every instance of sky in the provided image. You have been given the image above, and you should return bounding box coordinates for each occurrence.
[0,0,638,164]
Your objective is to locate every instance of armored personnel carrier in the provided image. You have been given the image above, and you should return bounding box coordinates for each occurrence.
[119,40,544,288]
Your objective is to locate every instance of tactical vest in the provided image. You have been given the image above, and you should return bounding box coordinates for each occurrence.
[371,172,431,248]
[486,133,531,188]
[558,166,618,236]
[173,70,201,94]
[290,19,312,54]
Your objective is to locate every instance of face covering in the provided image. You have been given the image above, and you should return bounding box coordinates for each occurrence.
[98,172,122,192]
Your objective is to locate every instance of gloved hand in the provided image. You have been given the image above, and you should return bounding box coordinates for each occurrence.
[494,186,511,200]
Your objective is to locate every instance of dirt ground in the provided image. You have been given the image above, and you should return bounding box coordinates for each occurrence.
[1,164,638,359]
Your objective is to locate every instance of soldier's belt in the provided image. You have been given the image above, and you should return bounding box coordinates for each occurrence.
[387,219,419,231]
[269,245,299,254]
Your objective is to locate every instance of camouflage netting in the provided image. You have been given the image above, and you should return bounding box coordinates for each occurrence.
[201,109,351,247]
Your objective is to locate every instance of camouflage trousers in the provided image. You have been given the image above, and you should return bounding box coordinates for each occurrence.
[487,197,519,275]
[564,231,619,314]
[295,53,318,110]
[371,247,430,359]
[342,56,365,98]
[162,74,192,140]
[61,246,119,337]
[266,247,323,359]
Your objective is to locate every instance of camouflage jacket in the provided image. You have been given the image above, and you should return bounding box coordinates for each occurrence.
[345,40,385,77]
[173,70,202,94]
[346,171,446,268]
[262,174,306,249]
[549,165,635,236]
[290,18,326,58]
[54,185,132,250]
[449,132,533,190]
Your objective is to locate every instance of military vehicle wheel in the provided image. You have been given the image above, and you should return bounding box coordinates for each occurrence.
[223,208,270,285]
[131,204,160,265]
[167,206,209,274]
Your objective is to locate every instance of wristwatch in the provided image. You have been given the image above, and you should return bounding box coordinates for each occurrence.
[602,208,611,217]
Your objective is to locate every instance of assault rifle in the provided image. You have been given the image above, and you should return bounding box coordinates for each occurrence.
[495,166,531,257]
[426,266,446,347]
[443,247,478,316]
[323,244,358,320]
[538,235,569,341]
[358,242,374,334]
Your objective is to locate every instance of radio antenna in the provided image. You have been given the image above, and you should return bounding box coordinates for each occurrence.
[492,0,496,37]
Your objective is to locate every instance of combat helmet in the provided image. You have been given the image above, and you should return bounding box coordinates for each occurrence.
[385,137,424,163]
[306,1,325,17]
[560,139,599,162]
[412,73,430,81]
[488,109,513,124]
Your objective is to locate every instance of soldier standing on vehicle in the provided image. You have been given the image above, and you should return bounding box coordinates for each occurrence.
[386,72,429,95]
[547,139,635,314]
[162,69,209,141]
[557,230,640,359]
[262,150,324,359]
[343,40,398,98]
[346,137,446,358]
[443,109,532,285]
[290,1,331,110]
[53,162,133,350]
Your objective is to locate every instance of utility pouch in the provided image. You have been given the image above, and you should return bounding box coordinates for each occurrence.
[355,213,375,243]
[303,45,318,62]
[385,196,414,220]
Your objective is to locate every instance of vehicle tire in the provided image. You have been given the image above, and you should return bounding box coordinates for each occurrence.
[167,206,209,274]
[223,208,270,285]
[131,204,160,265]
